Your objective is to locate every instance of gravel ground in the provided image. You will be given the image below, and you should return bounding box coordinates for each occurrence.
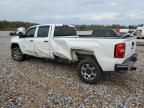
[0,31,144,108]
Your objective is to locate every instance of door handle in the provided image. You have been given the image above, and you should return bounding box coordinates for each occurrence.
[30,40,33,42]
[43,40,48,42]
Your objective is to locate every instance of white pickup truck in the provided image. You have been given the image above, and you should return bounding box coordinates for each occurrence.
[11,24,137,84]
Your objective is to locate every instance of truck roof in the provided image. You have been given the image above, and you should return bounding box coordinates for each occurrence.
[31,24,74,28]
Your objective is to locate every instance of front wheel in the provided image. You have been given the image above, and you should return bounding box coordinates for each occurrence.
[77,59,102,84]
[11,47,25,61]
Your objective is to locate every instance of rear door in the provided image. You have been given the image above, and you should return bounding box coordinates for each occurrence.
[124,38,136,59]
[34,25,51,58]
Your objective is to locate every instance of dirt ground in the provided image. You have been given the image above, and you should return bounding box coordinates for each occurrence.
[0,31,143,108]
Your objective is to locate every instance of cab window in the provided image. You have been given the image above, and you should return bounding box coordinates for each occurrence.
[54,26,77,36]
[25,27,36,38]
[37,26,49,37]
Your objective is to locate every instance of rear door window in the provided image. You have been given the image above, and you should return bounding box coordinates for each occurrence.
[37,26,49,37]
[54,26,77,36]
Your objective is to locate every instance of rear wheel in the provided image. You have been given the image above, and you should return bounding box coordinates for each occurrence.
[77,59,102,84]
[12,47,25,61]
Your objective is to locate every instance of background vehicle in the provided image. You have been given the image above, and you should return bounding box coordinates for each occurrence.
[9,27,25,36]
[131,25,144,39]
[11,24,137,84]
[78,28,135,38]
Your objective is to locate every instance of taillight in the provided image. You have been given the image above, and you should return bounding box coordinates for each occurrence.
[114,43,125,58]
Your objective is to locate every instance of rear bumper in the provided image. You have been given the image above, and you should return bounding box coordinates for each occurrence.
[115,54,138,73]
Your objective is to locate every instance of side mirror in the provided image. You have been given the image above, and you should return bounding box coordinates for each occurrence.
[19,32,26,38]
[134,32,139,36]
[133,33,136,36]
[9,32,16,36]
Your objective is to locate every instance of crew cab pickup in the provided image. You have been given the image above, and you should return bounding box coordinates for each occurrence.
[11,24,137,84]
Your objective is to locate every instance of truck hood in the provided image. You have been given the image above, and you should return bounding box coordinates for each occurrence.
[12,36,19,39]
[11,36,19,43]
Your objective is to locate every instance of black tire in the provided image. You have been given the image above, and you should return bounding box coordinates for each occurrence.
[11,47,25,61]
[77,59,102,84]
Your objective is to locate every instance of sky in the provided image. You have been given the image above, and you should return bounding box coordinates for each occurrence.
[0,0,144,25]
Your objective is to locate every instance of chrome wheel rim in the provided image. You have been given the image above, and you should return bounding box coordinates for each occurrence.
[81,64,97,80]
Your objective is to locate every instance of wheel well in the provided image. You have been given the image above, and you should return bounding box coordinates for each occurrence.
[11,43,20,49]
[77,54,95,61]
[75,51,103,73]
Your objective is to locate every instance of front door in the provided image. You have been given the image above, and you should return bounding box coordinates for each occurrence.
[19,27,36,56]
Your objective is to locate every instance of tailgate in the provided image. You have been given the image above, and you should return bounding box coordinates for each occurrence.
[125,38,136,59]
